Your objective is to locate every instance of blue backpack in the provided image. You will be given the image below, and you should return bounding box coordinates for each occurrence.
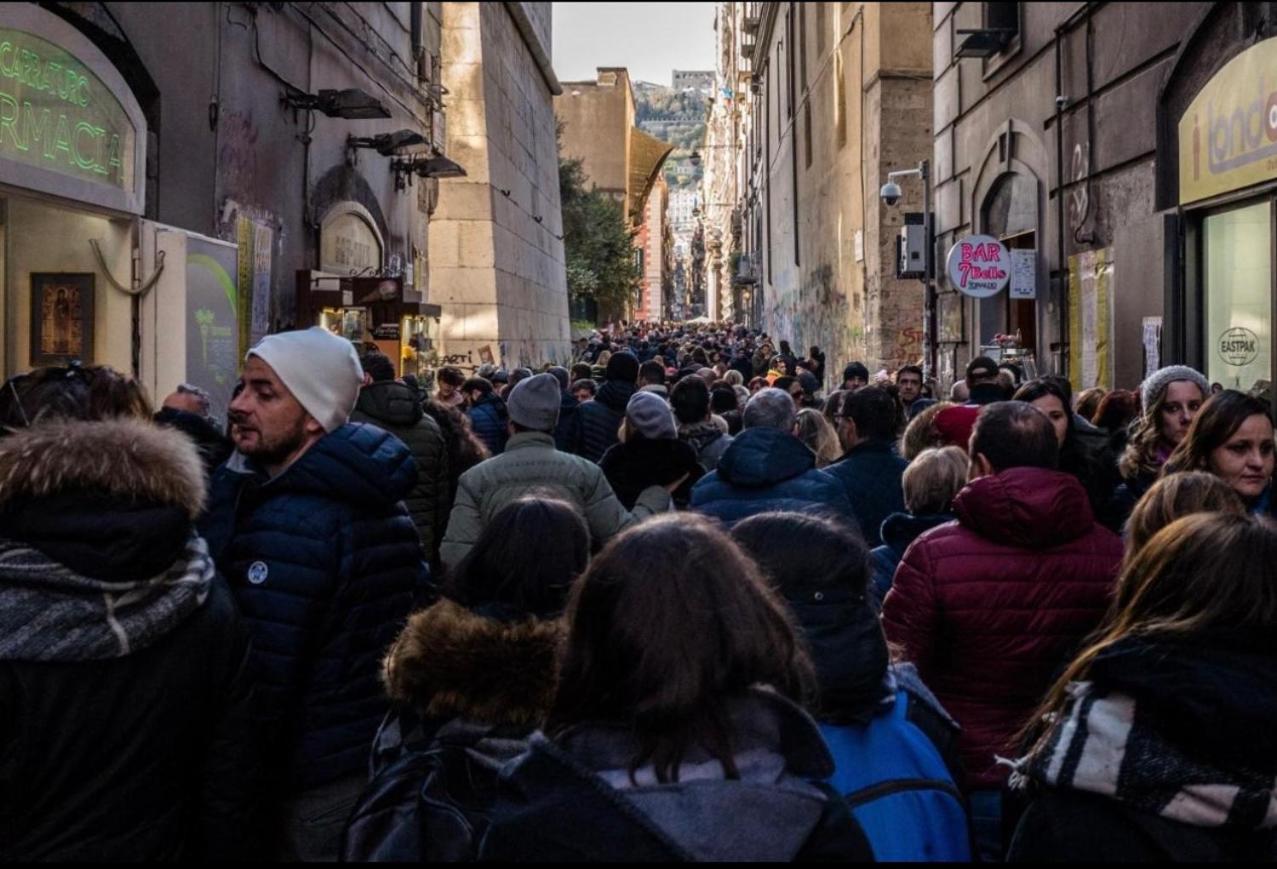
[821,690,972,861]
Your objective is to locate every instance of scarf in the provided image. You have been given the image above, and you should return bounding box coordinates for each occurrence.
[1011,665,1277,830]
[679,420,724,453]
[0,534,214,661]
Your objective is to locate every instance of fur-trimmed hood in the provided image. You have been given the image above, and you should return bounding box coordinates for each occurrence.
[0,418,206,518]
[383,598,562,729]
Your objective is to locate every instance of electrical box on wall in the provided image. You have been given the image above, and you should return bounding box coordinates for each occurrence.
[896,212,927,279]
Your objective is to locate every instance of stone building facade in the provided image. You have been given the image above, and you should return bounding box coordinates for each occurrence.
[430,1,570,370]
[740,2,933,381]
[1,2,448,418]
[930,1,1277,395]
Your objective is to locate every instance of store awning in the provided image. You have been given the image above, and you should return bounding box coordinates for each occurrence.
[628,128,674,223]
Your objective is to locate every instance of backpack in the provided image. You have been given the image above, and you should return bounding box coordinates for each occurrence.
[820,690,973,861]
[340,714,514,862]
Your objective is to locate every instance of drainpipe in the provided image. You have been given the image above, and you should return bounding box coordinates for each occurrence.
[1054,22,1068,377]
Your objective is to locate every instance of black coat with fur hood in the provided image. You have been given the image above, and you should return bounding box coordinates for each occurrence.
[0,419,258,861]
[342,598,561,861]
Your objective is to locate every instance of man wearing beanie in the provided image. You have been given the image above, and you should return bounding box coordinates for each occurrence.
[565,350,641,463]
[441,373,677,570]
[600,391,704,510]
[201,327,430,860]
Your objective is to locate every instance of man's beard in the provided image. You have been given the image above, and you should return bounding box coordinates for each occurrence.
[232,414,309,468]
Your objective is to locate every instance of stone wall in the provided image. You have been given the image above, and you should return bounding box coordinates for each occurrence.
[431,1,569,371]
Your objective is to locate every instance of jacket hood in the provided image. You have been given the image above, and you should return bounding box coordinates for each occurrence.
[513,688,836,862]
[954,467,1095,547]
[787,589,891,723]
[232,421,416,509]
[383,598,562,729]
[880,511,955,555]
[717,427,816,487]
[0,418,205,517]
[355,380,424,428]
[595,380,636,413]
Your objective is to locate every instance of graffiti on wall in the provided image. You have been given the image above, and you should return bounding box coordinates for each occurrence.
[762,262,861,386]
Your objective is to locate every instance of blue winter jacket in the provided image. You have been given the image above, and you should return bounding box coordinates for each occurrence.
[823,440,908,548]
[690,427,855,526]
[869,512,955,608]
[821,672,971,862]
[468,395,509,456]
[201,423,431,790]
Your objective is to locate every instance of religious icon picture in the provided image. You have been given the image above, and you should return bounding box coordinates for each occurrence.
[31,273,94,365]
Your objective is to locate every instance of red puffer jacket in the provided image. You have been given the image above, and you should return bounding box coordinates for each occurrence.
[882,466,1121,789]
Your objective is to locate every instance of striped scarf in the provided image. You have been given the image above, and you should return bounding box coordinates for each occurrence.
[0,535,214,661]
[1010,681,1277,829]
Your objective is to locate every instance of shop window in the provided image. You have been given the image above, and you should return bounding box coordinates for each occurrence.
[1204,202,1271,392]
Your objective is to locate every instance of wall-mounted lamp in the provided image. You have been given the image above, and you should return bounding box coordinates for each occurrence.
[391,153,468,190]
[283,88,390,119]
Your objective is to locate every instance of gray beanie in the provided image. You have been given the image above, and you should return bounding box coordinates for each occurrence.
[507,373,561,431]
[1140,365,1210,413]
[626,391,677,440]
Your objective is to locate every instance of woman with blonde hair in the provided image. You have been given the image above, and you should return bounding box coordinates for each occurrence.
[1008,513,1277,861]
[795,407,842,468]
[1123,470,1244,560]
[898,401,955,461]
[869,446,966,606]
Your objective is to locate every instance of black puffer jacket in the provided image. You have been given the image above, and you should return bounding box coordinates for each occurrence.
[599,435,704,509]
[567,381,635,463]
[352,381,451,566]
[0,419,258,861]
[201,423,431,792]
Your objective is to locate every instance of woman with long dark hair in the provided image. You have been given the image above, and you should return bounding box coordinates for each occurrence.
[1015,378,1117,523]
[479,514,874,862]
[1008,513,1277,861]
[343,496,589,861]
[1161,390,1275,515]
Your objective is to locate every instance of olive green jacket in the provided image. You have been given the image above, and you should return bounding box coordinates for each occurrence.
[440,432,671,571]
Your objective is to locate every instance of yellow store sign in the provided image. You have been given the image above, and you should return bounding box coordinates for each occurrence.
[1180,37,1277,204]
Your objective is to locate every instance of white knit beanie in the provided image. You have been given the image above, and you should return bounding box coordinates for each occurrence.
[247,327,362,433]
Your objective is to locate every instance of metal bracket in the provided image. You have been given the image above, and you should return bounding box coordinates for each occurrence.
[90,239,166,298]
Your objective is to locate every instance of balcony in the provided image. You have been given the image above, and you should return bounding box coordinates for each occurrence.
[732,251,759,287]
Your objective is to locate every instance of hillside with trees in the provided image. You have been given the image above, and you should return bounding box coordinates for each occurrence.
[633,80,707,190]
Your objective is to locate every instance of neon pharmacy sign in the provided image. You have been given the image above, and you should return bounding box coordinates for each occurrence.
[1180,37,1277,204]
[0,29,133,189]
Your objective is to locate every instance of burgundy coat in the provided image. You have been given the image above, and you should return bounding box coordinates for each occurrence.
[881,466,1121,789]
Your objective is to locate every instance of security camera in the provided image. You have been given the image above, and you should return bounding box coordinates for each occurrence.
[880,181,903,207]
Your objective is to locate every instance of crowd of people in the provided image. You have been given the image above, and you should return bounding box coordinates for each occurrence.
[1,318,1275,862]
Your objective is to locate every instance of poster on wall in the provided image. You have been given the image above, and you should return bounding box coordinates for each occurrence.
[1068,248,1115,390]
[1142,317,1162,379]
[186,238,240,425]
[1009,249,1037,300]
[937,292,965,343]
[30,273,94,366]
[251,223,273,344]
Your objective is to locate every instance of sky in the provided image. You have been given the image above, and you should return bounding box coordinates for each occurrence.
[552,2,718,87]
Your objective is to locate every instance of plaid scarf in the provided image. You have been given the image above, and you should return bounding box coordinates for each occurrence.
[1011,679,1277,829]
[0,535,214,662]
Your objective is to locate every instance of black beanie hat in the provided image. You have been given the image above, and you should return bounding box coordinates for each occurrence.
[606,351,640,384]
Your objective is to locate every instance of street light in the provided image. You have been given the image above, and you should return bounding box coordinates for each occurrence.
[880,159,936,381]
[283,88,390,119]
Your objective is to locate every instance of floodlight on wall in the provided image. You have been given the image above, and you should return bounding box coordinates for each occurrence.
[954,28,1016,58]
[348,129,429,156]
[391,153,468,190]
[283,88,391,119]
